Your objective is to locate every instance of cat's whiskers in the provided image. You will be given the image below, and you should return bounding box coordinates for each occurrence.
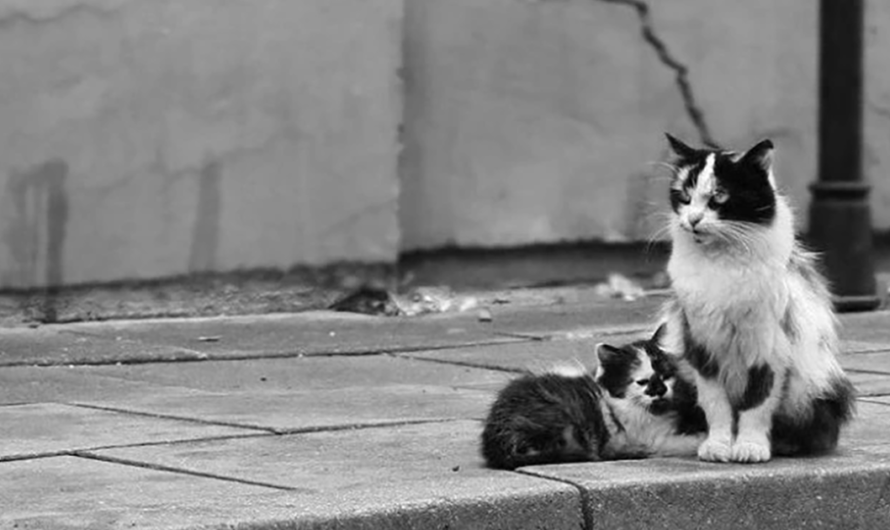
[646,220,674,254]
[646,161,681,176]
[715,223,757,253]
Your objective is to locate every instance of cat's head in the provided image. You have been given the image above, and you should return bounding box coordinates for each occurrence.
[664,134,777,246]
[595,325,678,414]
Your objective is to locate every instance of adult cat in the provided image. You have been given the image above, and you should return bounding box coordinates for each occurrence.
[659,134,855,463]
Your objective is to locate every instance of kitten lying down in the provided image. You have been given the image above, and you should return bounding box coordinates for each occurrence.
[481,327,706,470]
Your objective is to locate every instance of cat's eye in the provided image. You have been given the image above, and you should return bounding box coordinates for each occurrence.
[710,190,729,206]
[672,188,691,205]
[636,379,649,386]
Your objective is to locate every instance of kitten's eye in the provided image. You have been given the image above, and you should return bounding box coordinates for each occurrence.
[709,190,729,207]
[672,188,691,205]
[636,379,649,386]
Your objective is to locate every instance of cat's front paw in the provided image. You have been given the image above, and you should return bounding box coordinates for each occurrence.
[697,438,732,462]
[730,441,771,463]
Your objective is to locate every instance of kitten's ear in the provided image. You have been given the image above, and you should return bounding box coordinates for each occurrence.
[650,323,667,346]
[595,343,622,365]
[739,139,774,172]
[665,133,698,159]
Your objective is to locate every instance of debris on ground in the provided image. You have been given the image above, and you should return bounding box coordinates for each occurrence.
[394,286,479,316]
[329,285,481,317]
[327,286,401,316]
[593,273,646,301]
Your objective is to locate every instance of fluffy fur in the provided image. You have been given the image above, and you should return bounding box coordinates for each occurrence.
[480,329,705,470]
[659,134,856,463]
[594,328,707,459]
[480,368,607,470]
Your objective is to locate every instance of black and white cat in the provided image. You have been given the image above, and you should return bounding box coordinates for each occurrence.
[480,327,706,470]
[659,134,856,463]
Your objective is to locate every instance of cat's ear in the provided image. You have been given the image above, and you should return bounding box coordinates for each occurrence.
[595,343,620,379]
[650,323,667,346]
[595,343,622,365]
[665,133,698,159]
[739,139,774,172]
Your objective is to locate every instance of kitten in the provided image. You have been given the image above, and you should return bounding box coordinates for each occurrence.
[480,327,705,470]
[595,325,707,436]
[594,326,707,458]
[659,134,856,463]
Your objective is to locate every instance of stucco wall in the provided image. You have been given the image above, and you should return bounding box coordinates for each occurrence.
[3,0,889,288]
[400,0,890,250]
[0,0,403,288]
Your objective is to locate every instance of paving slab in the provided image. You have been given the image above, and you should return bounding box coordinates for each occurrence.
[834,400,890,448]
[0,455,306,530]
[860,396,890,407]
[488,297,663,339]
[400,331,644,374]
[0,403,253,461]
[842,340,890,354]
[839,310,890,343]
[848,370,890,397]
[0,365,205,406]
[82,354,511,394]
[75,385,495,433]
[57,311,522,362]
[840,349,890,375]
[0,326,203,366]
[88,420,584,530]
[523,447,890,530]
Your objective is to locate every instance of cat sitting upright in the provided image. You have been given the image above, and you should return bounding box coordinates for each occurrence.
[659,134,856,463]
[480,327,706,470]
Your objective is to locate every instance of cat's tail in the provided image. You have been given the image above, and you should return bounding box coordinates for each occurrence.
[772,374,857,456]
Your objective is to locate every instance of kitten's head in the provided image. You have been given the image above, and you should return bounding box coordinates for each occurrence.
[481,371,606,470]
[664,134,777,245]
[595,325,678,414]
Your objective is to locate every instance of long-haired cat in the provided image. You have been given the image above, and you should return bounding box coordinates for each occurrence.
[480,327,705,470]
[659,134,856,463]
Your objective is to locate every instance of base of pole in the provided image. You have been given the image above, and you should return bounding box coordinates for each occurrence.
[808,181,880,313]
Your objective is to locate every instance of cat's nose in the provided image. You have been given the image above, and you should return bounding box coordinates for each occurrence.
[687,211,704,228]
[646,379,666,397]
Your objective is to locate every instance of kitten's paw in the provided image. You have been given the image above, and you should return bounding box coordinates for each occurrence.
[730,441,771,463]
[697,438,732,462]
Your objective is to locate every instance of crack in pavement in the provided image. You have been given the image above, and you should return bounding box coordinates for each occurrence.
[69,401,279,433]
[516,468,595,530]
[599,0,718,147]
[73,451,303,492]
[389,352,527,375]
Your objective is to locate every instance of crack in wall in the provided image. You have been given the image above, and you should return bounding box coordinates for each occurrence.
[598,0,718,147]
[0,2,124,29]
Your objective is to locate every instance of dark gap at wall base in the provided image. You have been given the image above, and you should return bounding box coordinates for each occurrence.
[3,235,890,326]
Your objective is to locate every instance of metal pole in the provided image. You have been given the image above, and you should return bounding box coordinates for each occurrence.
[809,0,881,311]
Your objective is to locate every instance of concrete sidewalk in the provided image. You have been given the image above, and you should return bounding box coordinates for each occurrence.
[2,292,890,529]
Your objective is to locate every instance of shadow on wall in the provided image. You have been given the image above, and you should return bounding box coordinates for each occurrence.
[1,159,69,320]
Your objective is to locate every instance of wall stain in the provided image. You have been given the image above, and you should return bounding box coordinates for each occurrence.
[2,159,69,321]
[188,160,221,273]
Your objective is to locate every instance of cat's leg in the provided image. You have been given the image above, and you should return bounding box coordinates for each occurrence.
[694,373,734,462]
[730,363,784,463]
